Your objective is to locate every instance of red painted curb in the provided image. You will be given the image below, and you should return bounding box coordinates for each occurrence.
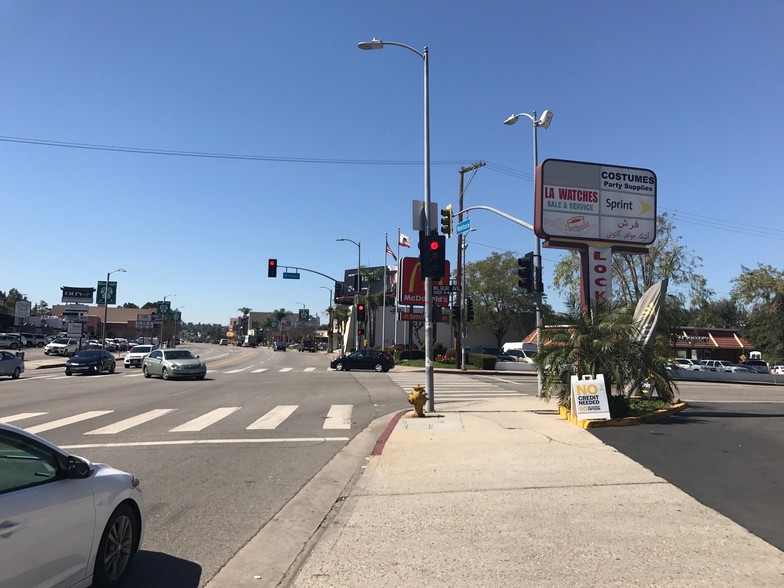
[372,410,408,456]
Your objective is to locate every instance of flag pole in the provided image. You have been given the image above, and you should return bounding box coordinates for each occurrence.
[382,233,388,348]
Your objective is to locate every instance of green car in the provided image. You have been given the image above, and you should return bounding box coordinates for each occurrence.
[142,348,207,380]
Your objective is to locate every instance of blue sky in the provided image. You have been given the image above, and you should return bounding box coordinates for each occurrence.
[2,1,782,325]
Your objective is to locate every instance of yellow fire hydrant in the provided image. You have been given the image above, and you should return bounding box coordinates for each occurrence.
[408,385,428,417]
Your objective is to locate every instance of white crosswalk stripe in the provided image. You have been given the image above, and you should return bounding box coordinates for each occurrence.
[324,405,352,429]
[26,411,115,434]
[170,407,241,432]
[86,409,176,435]
[387,372,528,402]
[247,405,298,430]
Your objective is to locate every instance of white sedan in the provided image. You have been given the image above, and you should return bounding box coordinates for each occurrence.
[0,422,145,587]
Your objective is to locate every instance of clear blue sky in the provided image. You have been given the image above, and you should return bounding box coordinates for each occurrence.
[2,1,782,325]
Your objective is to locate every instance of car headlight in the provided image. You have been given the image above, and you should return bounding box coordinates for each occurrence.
[171,364,183,370]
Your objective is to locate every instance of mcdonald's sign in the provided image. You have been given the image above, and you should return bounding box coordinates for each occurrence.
[399,257,450,306]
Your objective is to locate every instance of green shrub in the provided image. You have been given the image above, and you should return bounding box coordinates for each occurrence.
[468,353,496,370]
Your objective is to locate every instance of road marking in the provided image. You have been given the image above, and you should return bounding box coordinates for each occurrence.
[0,412,47,423]
[225,365,255,374]
[247,405,299,430]
[85,409,176,435]
[170,407,240,432]
[279,368,293,372]
[62,437,350,450]
[251,368,268,373]
[26,411,114,434]
[122,373,146,378]
[324,404,352,429]
[304,367,316,372]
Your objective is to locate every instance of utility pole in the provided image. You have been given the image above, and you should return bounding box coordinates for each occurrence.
[455,161,485,368]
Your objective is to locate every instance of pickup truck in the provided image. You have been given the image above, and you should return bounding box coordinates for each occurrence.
[300,340,316,352]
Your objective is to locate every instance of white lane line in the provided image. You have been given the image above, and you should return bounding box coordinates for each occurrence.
[122,372,146,377]
[1,412,48,423]
[26,411,114,434]
[279,368,293,373]
[62,437,350,450]
[86,409,176,435]
[324,404,352,430]
[246,405,298,430]
[225,365,255,374]
[304,367,316,372]
[251,368,268,373]
[170,407,240,432]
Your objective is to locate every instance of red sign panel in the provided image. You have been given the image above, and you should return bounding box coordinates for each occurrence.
[399,257,451,306]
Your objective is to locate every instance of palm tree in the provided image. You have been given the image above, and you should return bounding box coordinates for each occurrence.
[534,301,677,408]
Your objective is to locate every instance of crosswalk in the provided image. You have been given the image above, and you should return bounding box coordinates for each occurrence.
[20,366,328,380]
[1,403,357,438]
[387,372,530,403]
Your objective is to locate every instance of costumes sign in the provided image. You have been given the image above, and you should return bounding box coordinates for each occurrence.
[535,159,656,245]
[570,374,611,421]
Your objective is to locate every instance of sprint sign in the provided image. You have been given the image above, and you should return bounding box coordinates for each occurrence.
[570,374,611,421]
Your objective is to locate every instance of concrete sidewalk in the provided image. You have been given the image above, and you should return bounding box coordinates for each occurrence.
[211,396,784,587]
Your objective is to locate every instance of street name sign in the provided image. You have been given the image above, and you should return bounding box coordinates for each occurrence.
[455,218,471,235]
[283,272,301,279]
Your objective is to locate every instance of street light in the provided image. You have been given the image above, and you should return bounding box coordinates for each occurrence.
[336,237,361,351]
[320,285,333,353]
[358,37,435,411]
[504,109,553,397]
[173,307,185,348]
[102,268,126,352]
[460,228,477,371]
[160,294,176,346]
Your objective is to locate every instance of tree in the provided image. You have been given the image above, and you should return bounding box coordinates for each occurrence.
[689,298,746,329]
[552,213,710,307]
[463,251,538,346]
[533,302,677,408]
[731,264,784,361]
[122,302,140,309]
[31,300,51,316]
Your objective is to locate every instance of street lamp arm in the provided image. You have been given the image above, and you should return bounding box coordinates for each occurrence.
[358,38,424,59]
[456,205,534,232]
[504,112,536,125]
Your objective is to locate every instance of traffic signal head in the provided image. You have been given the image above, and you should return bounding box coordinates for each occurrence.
[358,327,365,336]
[418,233,446,279]
[440,204,453,238]
[466,298,475,322]
[356,303,366,322]
[267,259,277,278]
[517,252,534,294]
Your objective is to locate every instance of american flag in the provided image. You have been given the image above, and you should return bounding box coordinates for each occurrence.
[399,233,411,248]
[385,239,397,261]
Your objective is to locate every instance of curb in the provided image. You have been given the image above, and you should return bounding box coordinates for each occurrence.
[559,402,689,428]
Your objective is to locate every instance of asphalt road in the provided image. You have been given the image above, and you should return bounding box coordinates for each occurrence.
[590,381,784,551]
[1,343,412,587]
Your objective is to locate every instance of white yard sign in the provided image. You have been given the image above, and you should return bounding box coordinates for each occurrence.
[570,374,611,421]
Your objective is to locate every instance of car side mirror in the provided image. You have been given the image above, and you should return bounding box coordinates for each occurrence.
[66,455,92,479]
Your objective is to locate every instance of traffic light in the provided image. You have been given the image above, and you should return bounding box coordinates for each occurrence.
[358,327,365,336]
[267,259,277,278]
[466,298,474,322]
[517,252,534,294]
[452,304,460,323]
[356,303,366,322]
[418,233,446,279]
[440,204,453,238]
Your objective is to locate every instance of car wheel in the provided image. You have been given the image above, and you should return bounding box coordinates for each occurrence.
[109,363,116,374]
[10,342,18,349]
[65,369,72,376]
[374,363,384,372]
[196,374,205,380]
[93,503,138,588]
[335,362,344,371]
[12,367,21,379]
[162,368,169,380]
[37,342,44,348]
[143,366,151,378]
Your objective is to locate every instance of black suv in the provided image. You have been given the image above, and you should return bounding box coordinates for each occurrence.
[470,346,516,362]
[330,350,395,372]
[300,340,316,352]
[739,359,770,373]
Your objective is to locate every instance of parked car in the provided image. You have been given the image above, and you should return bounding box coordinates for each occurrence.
[219,338,229,346]
[65,350,117,376]
[470,346,517,362]
[43,337,79,356]
[0,334,21,350]
[505,349,534,363]
[273,341,286,351]
[772,365,784,375]
[0,350,24,379]
[142,348,207,380]
[330,349,395,372]
[673,358,703,371]
[300,340,316,353]
[20,333,45,348]
[699,359,734,371]
[739,359,770,373]
[0,421,145,587]
[124,344,155,368]
[723,363,754,373]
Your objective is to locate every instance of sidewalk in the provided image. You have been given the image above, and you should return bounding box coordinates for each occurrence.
[210,395,784,588]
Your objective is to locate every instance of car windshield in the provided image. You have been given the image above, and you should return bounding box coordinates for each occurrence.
[132,346,153,353]
[164,350,195,360]
[73,350,102,359]
[52,338,69,344]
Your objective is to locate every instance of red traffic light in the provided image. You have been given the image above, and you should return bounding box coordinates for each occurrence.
[269,260,276,267]
[357,304,365,311]
[430,240,440,251]
[267,258,278,278]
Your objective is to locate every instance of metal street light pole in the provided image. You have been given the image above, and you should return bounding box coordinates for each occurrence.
[102,268,126,352]
[336,238,361,352]
[504,109,553,398]
[359,37,435,411]
[320,285,333,353]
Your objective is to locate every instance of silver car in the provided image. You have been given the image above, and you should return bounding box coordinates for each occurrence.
[0,350,24,379]
[142,348,207,380]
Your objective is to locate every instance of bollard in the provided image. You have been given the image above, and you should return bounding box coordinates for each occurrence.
[408,384,428,417]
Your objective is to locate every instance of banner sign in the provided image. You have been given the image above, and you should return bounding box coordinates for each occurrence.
[399,311,450,323]
[536,159,656,246]
[61,287,95,304]
[570,374,611,421]
[399,257,451,306]
[96,281,118,305]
